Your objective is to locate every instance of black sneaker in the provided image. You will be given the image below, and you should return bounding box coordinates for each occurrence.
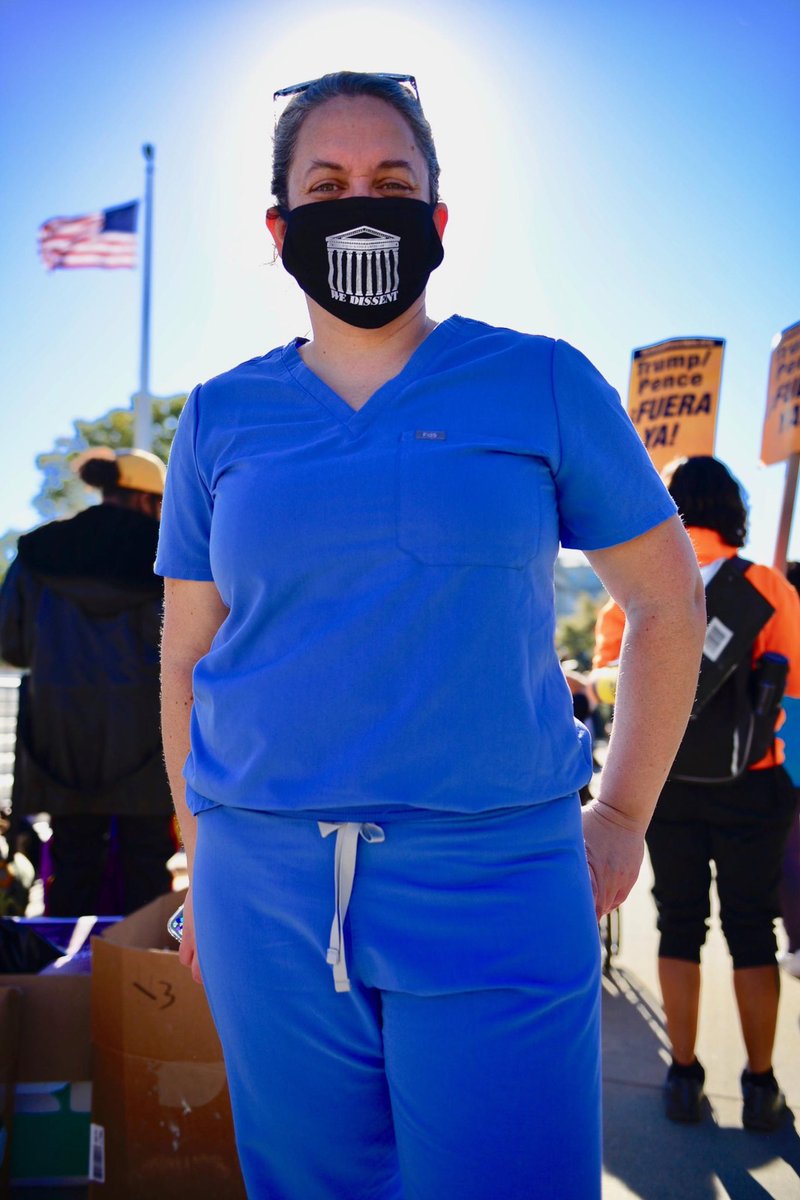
[741,1069,787,1132]
[664,1060,705,1123]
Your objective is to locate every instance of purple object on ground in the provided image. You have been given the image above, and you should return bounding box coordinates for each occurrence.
[40,947,94,975]
[11,915,121,954]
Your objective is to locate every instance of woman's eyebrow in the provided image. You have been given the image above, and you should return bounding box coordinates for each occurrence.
[375,159,417,173]
[305,159,344,174]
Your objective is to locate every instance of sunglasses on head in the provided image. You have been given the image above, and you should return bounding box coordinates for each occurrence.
[273,73,420,121]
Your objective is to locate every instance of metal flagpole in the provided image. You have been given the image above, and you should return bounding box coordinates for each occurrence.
[134,144,155,450]
[773,452,799,576]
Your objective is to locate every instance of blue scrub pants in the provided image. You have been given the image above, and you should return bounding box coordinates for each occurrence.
[193,798,601,1200]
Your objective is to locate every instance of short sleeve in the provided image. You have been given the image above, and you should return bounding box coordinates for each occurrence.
[591,597,625,669]
[552,339,677,550]
[155,386,214,580]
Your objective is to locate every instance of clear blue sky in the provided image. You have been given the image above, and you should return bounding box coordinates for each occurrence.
[1,0,798,563]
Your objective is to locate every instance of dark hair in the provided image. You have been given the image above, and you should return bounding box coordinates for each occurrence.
[786,561,800,595]
[272,71,440,208]
[78,457,121,494]
[661,455,748,548]
[77,456,150,509]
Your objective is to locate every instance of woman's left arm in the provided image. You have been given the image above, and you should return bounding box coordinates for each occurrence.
[583,513,706,917]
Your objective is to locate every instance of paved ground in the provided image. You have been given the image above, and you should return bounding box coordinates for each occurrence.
[600,856,800,1200]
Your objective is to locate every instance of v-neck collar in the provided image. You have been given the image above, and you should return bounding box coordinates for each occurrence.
[281,316,459,434]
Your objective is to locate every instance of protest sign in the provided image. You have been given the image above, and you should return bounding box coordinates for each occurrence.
[761,320,800,466]
[627,337,725,471]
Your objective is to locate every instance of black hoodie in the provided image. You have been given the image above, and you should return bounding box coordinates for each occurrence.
[0,504,171,816]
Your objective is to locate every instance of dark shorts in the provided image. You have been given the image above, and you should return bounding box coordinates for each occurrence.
[645,766,797,969]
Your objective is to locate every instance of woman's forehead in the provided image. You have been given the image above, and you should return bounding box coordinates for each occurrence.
[291,95,424,167]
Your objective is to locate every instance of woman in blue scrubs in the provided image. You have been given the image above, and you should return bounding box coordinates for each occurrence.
[158,71,706,1199]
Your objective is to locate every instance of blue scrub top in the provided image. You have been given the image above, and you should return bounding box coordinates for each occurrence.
[156,316,676,818]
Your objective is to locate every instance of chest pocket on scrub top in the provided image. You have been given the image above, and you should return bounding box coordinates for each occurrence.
[396,431,542,568]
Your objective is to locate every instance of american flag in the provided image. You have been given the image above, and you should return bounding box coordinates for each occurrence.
[38,201,138,270]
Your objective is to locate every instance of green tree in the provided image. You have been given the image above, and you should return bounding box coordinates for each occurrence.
[32,395,186,521]
[555,592,605,671]
[0,528,23,587]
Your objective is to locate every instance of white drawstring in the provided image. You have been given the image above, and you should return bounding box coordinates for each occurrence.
[318,821,385,992]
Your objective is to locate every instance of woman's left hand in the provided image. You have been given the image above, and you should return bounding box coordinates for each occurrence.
[581,798,646,919]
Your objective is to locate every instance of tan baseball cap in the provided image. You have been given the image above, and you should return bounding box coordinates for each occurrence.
[71,447,167,495]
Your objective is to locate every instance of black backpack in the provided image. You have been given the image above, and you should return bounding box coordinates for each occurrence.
[669,558,787,784]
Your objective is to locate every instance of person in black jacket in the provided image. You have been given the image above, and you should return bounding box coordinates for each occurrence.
[0,447,174,915]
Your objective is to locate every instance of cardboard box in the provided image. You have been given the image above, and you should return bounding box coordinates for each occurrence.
[0,986,22,1193]
[89,891,245,1199]
[2,955,93,1187]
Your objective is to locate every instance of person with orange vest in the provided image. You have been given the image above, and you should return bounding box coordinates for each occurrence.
[593,455,800,1132]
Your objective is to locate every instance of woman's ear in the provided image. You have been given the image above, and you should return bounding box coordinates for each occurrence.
[433,202,448,240]
[266,206,287,256]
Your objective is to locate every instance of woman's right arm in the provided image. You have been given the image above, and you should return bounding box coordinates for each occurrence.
[161,577,228,982]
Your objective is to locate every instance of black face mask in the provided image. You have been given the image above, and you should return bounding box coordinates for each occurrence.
[278,197,444,329]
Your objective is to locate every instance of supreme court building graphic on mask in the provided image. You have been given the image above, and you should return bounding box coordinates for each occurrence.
[326,225,400,306]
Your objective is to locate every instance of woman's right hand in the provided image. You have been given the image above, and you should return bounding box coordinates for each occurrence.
[581,798,646,919]
[178,888,203,985]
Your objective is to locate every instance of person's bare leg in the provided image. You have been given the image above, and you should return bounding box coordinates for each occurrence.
[733,965,780,1073]
[659,957,701,1064]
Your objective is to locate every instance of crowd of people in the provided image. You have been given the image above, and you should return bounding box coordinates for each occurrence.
[0,67,797,1200]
